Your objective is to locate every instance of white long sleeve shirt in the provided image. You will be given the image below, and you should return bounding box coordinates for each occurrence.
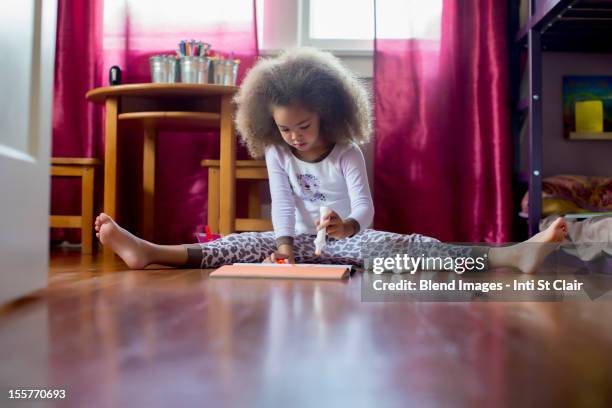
[264,142,374,242]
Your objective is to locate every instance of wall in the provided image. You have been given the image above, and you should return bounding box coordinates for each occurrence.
[541,52,612,177]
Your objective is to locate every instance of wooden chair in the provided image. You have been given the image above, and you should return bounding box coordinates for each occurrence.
[50,158,101,254]
[201,159,272,233]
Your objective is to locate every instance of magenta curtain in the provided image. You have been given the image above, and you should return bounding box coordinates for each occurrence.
[52,0,258,244]
[374,0,512,242]
[51,0,105,244]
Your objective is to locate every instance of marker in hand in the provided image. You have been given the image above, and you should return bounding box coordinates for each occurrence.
[268,251,294,266]
[314,206,330,256]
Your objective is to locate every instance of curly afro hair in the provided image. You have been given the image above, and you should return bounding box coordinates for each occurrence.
[234,47,372,158]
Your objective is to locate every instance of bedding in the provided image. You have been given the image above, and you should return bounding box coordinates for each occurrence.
[541,215,612,261]
[521,175,612,216]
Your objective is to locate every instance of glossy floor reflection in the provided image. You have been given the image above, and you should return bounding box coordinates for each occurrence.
[1,249,611,407]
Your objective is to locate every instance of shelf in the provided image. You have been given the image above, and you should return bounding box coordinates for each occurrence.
[514,0,612,51]
[523,211,612,219]
[568,131,612,140]
[514,0,574,43]
[563,211,612,219]
[510,0,612,237]
[118,111,220,129]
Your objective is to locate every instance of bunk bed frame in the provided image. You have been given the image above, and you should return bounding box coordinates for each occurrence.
[511,0,612,237]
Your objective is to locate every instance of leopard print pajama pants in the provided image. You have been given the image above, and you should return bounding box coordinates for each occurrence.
[185,229,490,272]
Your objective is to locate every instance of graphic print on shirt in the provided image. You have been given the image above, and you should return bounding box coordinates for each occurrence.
[294,173,326,203]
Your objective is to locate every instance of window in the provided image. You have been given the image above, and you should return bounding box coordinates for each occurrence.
[376,0,442,40]
[257,0,443,53]
[303,0,374,51]
[256,0,374,53]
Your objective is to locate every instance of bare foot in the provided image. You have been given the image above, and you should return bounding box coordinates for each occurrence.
[94,213,151,269]
[513,217,568,274]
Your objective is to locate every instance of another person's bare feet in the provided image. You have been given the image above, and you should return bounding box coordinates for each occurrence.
[94,213,152,269]
[490,217,568,274]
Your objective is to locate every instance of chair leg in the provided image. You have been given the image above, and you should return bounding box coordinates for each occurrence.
[81,167,95,254]
[143,121,156,241]
[248,181,261,218]
[208,168,220,233]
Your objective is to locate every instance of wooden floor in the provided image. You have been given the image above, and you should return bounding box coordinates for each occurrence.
[1,249,612,407]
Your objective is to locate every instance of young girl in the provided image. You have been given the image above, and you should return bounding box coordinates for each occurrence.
[95,47,567,273]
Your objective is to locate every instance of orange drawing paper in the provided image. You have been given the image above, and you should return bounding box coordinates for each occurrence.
[210,263,351,280]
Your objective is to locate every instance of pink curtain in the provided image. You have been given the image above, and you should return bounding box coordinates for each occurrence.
[374,0,512,242]
[51,0,105,244]
[52,0,258,244]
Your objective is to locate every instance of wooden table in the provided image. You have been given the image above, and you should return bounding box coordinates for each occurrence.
[86,84,238,246]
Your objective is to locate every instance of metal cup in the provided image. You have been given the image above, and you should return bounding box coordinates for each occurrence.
[150,55,177,83]
[180,56,200,83]
[226,60,239,86]
[197,57,211,84]
[166,57,178,83]
[212,59,240,86]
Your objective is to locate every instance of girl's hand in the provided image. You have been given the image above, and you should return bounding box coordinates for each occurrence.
[263,245,295,264]
[315,210,355,240]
